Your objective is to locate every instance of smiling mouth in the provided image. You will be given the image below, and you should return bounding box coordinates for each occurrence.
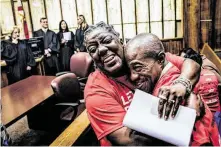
[104,55,115,63]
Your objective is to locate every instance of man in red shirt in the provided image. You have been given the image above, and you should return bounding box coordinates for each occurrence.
[84,22,201,145]
[124,33,220,146]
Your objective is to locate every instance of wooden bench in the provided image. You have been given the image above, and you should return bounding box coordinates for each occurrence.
[201,43,221,73]
[50,110,91,146]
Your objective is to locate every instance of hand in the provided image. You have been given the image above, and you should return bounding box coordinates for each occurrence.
[48,48,52,52]
[61,39,66,44]
[185,93,205,118]
[26,66,31,70]
[46,53,51,57]
[44,49,49,55]
[158,83,187,120]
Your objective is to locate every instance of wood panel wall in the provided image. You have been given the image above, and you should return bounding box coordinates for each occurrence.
[126,38,184,55]
[213,0,221,55]
[183,0,221,57]
[183,0,200,51]
[161,38,183,55]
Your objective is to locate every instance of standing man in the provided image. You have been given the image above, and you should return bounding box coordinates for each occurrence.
[33,17,60,75]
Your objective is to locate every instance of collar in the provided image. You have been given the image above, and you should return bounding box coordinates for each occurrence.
[41,28,48,33]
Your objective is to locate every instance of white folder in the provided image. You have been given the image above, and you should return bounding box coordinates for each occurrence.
[123,89,196,146]
[63,32,72,40]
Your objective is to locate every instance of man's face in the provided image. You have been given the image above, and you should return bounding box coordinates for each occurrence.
[41,19,48,29]
[126,51,163,93]
[85,29,124,75]
[12,28,20,39]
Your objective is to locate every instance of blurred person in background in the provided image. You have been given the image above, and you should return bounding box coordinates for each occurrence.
[1,26,36,84]
[57,20,75,71]
[75,15,88,52]
[33,17,60,75]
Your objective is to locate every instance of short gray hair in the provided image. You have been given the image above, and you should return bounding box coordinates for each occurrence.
[84,21,119,41]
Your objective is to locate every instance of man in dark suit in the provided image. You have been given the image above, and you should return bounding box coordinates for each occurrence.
[33,17,60,75]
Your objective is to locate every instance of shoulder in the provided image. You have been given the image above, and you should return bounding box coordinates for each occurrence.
[85,70,111,94]
[49,29,56,33]
[35,29,42,33]
[16,39,26,45]
[75,28,80,32]
[166,52,184,61]
[85,70,116,105]
[34,29,43,36]
[18,40,28,48]
[57,32,60,35]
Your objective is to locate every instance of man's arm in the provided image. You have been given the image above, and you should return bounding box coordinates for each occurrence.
[179,58,201,87]
[107,127,154,145]
[159,53,201,119]
[166,53,200,86]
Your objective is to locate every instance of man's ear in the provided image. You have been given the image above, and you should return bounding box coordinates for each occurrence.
[157,52,165,65]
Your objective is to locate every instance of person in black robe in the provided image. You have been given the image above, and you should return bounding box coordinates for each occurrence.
[57,20,75,71]
[1,27,36,84]
[33,17,60,75]
[75,15,89,52]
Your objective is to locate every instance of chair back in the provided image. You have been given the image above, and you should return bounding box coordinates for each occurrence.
[70,52,94,78]
[51,73,81,103]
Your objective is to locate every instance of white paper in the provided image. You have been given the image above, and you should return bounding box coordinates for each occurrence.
[63,32,71,40]
[123,89,196,146]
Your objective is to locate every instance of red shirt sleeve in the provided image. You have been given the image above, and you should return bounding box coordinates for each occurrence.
[85,85,125,141]
[166,52,185,70]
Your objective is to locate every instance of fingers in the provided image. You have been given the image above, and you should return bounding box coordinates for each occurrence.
[158,86,169,118]
[164,94,175,120]
[171,96,183,118]
[158,98,167,118]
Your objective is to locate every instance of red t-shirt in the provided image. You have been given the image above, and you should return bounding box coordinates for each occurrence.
[152,63,220,146]
[85,70,134,146]
[193,69,220,114]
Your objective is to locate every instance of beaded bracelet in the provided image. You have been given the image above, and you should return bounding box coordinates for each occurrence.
[172,77,192,96]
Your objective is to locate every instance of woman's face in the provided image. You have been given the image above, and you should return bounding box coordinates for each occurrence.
[77,16,84,25]
[85,29,124,76]
[61,21,67,30]
[12,28,20,39]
